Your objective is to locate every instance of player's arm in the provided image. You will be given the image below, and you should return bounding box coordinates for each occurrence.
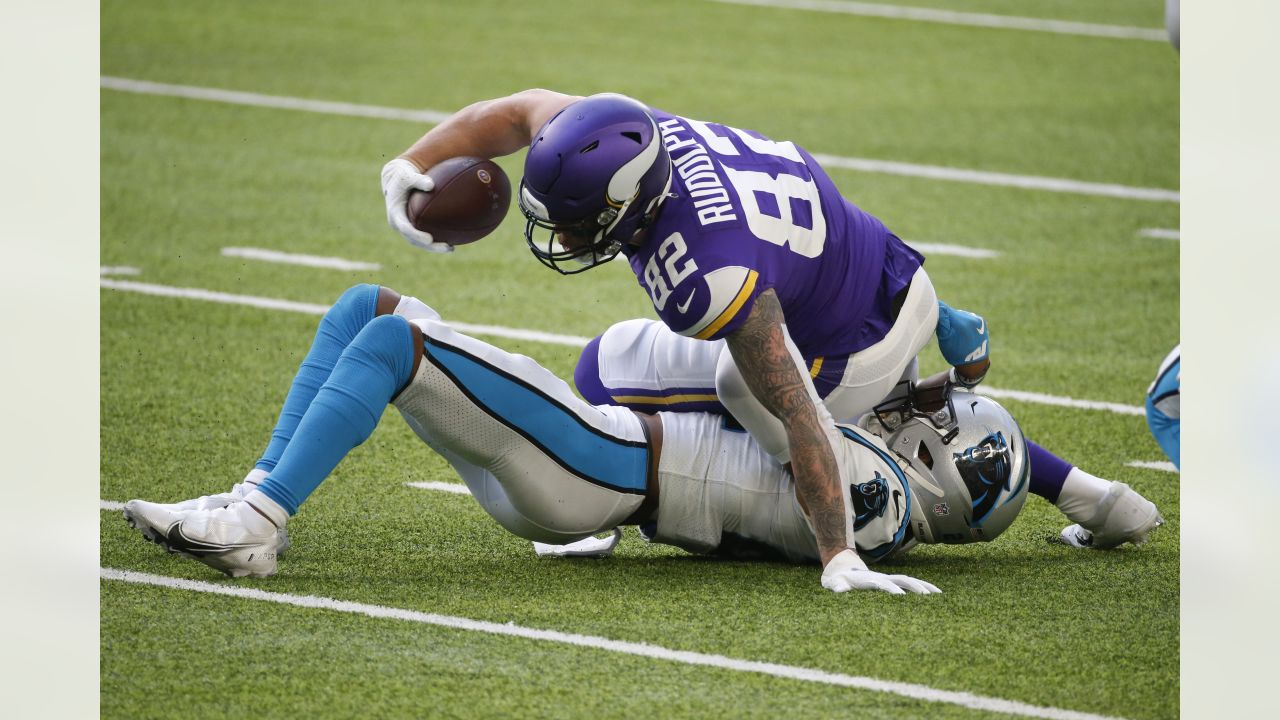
[722,290,848,565]
[398,89,581,171]
[382,89,581,251]
[723,291,939,595]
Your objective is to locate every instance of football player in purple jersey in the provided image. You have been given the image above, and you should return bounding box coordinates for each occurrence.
[381,91,1161,583]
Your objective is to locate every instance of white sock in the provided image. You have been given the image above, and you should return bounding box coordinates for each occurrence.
[242,467,269,487]
[1055,467,1113,523]
[241,489,289,532]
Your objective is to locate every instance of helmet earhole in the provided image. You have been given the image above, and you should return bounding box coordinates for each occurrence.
[917,442,934,469]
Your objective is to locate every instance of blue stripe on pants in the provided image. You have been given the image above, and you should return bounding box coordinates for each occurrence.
[424,336,649,494]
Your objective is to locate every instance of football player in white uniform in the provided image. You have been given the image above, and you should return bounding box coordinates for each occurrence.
[123,284,1029,593]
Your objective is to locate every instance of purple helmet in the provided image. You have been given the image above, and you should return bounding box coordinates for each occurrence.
[519,93,672,274]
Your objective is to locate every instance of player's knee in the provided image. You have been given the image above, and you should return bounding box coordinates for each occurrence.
[573,335,612,405]
[323,283,380,339]
[349,314,416,388]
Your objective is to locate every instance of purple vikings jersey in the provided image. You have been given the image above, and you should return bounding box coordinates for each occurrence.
[622,110,924,362]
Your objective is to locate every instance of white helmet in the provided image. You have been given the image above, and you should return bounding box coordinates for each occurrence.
[865,390,1029,547]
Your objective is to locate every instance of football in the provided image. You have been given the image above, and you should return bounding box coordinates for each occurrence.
[405,157,511,246]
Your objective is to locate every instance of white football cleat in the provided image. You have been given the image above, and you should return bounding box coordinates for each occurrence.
[123,499,282,577]
[157,468,269,512]
[1059,482,1163,549]
[129,472,290,556]
[161,483,255,512]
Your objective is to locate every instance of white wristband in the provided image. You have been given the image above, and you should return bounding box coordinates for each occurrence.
[949,365,985,388]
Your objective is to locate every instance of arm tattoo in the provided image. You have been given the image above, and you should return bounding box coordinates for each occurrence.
[724,291,849,563]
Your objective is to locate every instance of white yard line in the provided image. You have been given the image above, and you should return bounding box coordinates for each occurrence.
[100,278,1145,417]
[1137,228,1179,240]
[101,266,141,276]
[404,481,472,495]
[707,0,1167,41]
[222,247,381,271]
[101,76,1178,204]
[810,153,1178,202]
[1125,460,1178,474]
[100,76,452,124]
[99,278,594,346]
[99,567,1126,720]
[908,241,999,259]
[975,387,1144,416]
[102,489,471,509]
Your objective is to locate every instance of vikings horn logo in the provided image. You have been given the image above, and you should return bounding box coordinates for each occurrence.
[849,472,890,531]
[953,431,1012,526]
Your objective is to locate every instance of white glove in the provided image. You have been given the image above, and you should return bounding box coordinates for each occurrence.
[381,158,452,254]
[820,549,941,595]
[532,528,623,558]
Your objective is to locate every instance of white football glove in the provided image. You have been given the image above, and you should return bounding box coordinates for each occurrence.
[532,528,623,558]
[381,157,452,254]
[820,549,941,595]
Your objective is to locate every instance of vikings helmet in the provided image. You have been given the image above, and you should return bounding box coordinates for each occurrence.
[866,389,1029,547]
[518,93,673,274]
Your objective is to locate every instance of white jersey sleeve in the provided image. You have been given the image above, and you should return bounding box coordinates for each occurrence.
[651,412,911,563]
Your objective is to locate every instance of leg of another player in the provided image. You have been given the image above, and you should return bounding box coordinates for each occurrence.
[1026,441,1163,550]
[124,312,423,577]
[394,317,652,545]
[147,284,425,514]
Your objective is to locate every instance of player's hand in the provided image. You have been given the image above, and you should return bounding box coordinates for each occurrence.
[381,158,453,254]
[820,549,941,595]
[936,301,989,383]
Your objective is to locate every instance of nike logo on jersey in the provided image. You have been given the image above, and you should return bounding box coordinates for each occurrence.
[676,289,698,314]
[976,318,985,335]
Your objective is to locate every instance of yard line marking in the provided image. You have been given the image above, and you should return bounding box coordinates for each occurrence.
[101,500,125,511]
[99,278,595,346]
[405,481,472,495]
[102,278,333,315]
[975,387,1145,416]
[1137,228,1179,240]
[100,567,1126,720]
[708,0,1167,42]
[101,278,1144,416]
[1126,460,1178,474]
[810,153,1178,202]
[909,241,1000,259]
[100,76,452,124]
[101,76,1178,204]
[222,247,381,271]
[101,266,140,276]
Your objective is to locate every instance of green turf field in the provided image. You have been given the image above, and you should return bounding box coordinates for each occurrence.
[101,1,1178,717]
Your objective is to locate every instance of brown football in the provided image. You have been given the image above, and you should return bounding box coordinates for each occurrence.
[405,157,512,246]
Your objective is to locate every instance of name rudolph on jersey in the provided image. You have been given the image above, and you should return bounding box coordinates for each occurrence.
[657,117,738,227]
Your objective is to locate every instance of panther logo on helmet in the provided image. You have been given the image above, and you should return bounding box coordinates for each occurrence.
[952,431,1013,526]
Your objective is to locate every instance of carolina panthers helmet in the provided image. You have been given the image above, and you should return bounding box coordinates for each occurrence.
[866,390,1029,547]
[518,93,673,274]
